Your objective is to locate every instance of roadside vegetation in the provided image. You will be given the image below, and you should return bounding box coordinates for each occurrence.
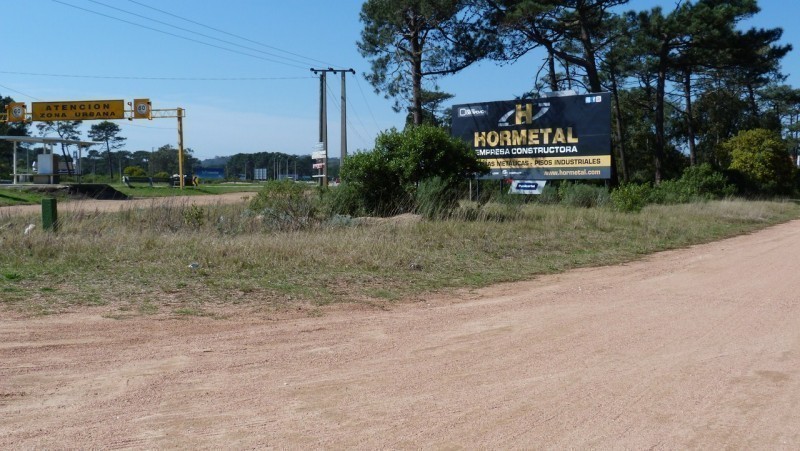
[3,124,800,318]
[1,184,797,317]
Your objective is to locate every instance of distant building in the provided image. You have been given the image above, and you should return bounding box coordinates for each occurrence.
[194,168,225,180]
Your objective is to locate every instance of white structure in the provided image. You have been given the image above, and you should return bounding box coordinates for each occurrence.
[0,136,99,184]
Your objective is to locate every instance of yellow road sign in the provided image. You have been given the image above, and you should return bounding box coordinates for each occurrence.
[6,102,27,122]
[31,100,125,121]
[133,98,151,119]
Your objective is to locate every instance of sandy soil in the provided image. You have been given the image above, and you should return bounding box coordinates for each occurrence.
[2,218,800,448]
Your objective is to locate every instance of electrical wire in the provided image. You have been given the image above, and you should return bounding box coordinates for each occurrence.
[346,96,374,147]
[325,78,369,147]
[0,71,313,81]
[0,83,42,101]
[126,0,338,68]
[353,76,382,131]
[123,122,174,130]
[51,0,309,70]
[87,0,317,68]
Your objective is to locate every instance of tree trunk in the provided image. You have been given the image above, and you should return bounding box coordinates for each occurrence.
[547,47,558,92]
[106,141,113,178]
[610,72,629,182]
[410,16,423,126]
[59,143,73,176]
[577,9,602,93]
[654,52,668,184]
[683,68,697,165]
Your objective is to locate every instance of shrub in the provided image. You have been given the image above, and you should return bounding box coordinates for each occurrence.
[652,179,690,204]
[337,149,409,216]
[124,166,147,177]
[679,163,735,199]
[182,204,206,228]
[248,180,318,231]
[337,125,489,216]
[611,183,654,212]
[321,183,368,218]
[558,182,610,208]
[537,184,561,204]
[415,177,461,219]
[724,129,796,195]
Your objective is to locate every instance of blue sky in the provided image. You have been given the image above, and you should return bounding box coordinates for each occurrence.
[2,0,797,161]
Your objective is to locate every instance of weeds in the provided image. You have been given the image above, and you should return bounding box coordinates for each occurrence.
[0,193,797,317]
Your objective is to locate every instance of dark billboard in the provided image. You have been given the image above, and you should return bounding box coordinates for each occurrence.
[451,93,612,180]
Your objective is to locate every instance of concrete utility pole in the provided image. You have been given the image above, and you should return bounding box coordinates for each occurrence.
[340,69,354,163]
[311,67,355,185]
[177,107,185,189]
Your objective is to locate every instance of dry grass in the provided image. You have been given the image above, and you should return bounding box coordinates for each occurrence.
[1,197,798,317]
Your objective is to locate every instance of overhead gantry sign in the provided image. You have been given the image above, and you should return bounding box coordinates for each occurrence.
[3,99,190,188]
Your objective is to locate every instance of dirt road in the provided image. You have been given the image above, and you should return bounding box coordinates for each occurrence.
[2,220,800,448]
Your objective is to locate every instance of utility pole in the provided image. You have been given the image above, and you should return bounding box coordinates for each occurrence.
[311,67,354,185]
[340,69,354,163]
[177,107,185,189]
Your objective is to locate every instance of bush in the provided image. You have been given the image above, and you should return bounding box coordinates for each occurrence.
[558,182,610,208]
[679,163,735,199]
[537,184,561,204]
[320,183,368,218]
[337,125,489,216]
[724,129,796,195]
[248,180,318,231]
[337,150,409,216]
[612,164,734,212]
[415,177,461,219]
[124,166,147,177]
[611,183,654,212]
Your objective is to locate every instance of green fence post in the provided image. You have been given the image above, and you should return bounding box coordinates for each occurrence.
[42,198,58,232]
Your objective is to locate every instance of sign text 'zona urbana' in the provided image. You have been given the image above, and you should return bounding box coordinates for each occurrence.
[32,100,125,121]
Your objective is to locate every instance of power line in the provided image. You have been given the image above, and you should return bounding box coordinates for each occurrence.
[126,0,338,68]
[87,0,317,68]
[353,76,382,132]
[51,0,309,70]
[124,122,174,130]
[346,96,375,148]
[324,78,368,148]
[0,71,313,81]
[0,83,42,101]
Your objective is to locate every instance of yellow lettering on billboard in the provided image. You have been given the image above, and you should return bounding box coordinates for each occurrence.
[484,155,612,169]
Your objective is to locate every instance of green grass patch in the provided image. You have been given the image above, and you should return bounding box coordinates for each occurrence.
[0,188,69,206]
[113,184,261,198]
